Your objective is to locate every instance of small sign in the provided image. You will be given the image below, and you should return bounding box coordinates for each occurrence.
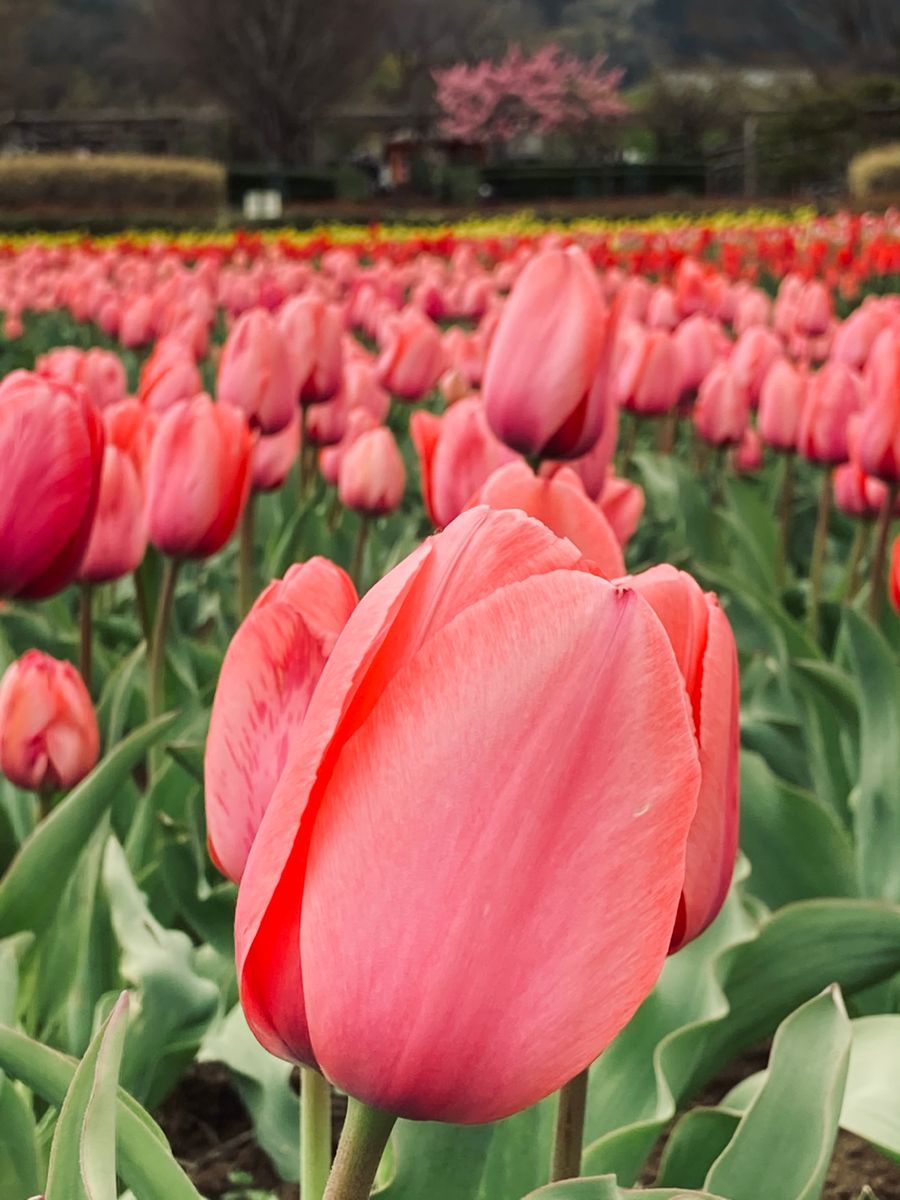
[242,189,283,220]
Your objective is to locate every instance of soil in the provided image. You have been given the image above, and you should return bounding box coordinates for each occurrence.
[156,1057,900,1199]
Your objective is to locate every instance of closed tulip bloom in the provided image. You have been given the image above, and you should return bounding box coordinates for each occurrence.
[674,315,723,395]
[890,536,900,614]
[468,462,625,576]
[797,363,864,465]
[119,294,155,348]
[146,395,252,559]
[138,339,203,414]
[483,247,610,459]
[833,462,891,520]
[278,295,344,404]
[541,385,620,501]
[0,651,99,792]
[599,473,645,548]
[206,558,357,883]
[795,280,833,338]
[832,306,889,371]
[338,427,406,516]
[234,507,702,1122]
[730,327,782,404]
[319,409,380,486]
[377,309,446,400]
[693,363,750,447]
[757,359,807,451]
[78,349,128,410]
[218,309,295,435]
[103,399,155,476]
[617,329,683,416]
[78,445,148,583]
[620,566,739,951]
[734,426,764,473]
[732,289,772,335]
[411,398,519,528]
[253,412,302,493]
[646,286,679,331]
[0,371,104,599]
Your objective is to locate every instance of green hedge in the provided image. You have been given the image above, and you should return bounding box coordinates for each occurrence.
[0,154,226,219]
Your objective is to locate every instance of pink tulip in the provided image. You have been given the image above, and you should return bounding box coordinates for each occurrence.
[411,398,519,528]
[206,558,357,883]
[319,409,380,486]
[253,413,302,493]
[795,280,832,338]
[138,339,203,415]
[145,395,252,559]
[693,364,751,447]
[483,248,610,459]
[78,445,147,583]
[377,309,445,400]
[0,651,99,792]
[797,363,864,465]
[234,507,702,1121]
[734,426,764,473]
[468,462,625,576]
[218,309,295,434]
[730,327,782,404]
[599,473,645,548]
[617,329,683,416]
[338,427,406,516]
[646,286,679,331]
[674,315,723,395]
[757,359,807,451]
[620,566,739,951]
[0,371,104,599]
[278,295,344,404]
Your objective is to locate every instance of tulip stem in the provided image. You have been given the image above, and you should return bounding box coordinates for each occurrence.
[79,582,93,693]
[301,1067,333,1200]
[323,1097,395,1200]
[619,416,638,476]
[133,565,152,645]
[776,453,795,589]
[843,522,872,603]
[148,559,179,773]
[551,1067,589,1182]
[238,495,256,621]
[657,410,678,455]
[351,518,369,592]
[868,483,898,622]
[808,473,832,641]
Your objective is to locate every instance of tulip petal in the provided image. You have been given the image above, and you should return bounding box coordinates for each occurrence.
[299,572,700,1123]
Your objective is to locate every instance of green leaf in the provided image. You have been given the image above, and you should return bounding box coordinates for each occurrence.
[0,714,178,939]
[522,1177,727,1199]
[704,987,850,1200]
[166,740,205,785]
[583,899,900,1184]
[374,1122,496,1200]
[655,1109,740,1189]
[200,1005,299,1182]
[96,642,147,748]
[45,992,131,1200]
[0,1023,201,1200]
[841,1016,900,1163]
[843,609,900,903]
[739,752,857,908]
[0,1075,40,1194]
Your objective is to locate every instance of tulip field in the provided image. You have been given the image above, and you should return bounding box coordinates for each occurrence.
[3,209,900,1200]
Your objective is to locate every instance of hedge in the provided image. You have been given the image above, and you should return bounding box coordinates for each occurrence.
[0,154,227,219]
[849,143,900,202]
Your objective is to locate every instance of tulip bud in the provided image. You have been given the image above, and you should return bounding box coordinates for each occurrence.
[253,412,302,493]
[78,445,148,583]
[0,651,99,792]
[757,359,807,452]
[145,395,252,559]
[218,308,295,434]
[138,338,203,414]
[617,329,683,416]
[797,363,863,465]
[278,295,344,405]
[693,364,750,447]
[377,309,446,401]
[483,248,609,459]
[0,371,104,599]
[338,427,406,516]
[599,472,645,548]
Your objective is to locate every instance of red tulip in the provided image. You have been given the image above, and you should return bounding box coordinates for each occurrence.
[468,462,625,575]
[411,398,519,528]
[0,651,99,792]
[234,507,702,1121]
[483,248,610,459]
[145,395,252,559]
[218,309,295,434]
[620,566,739,951]
[890,535,900,614]
[0,371,104,599]
[338,427,406,516]
[206,558,357,883]
[103,399,155,476]
[377,309,445,400]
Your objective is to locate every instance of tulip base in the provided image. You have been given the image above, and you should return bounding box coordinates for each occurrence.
[323,1097,396,1200]
[550,1067,589,1182]
[301,1067,333,1200]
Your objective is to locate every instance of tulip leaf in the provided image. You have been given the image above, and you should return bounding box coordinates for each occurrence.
[843,609,900,903]
[45,992,130,1200]
[166,740,205,784]
[704,987,850,1200]
[654,1108,740,1189]
[374,1121,496,1200]
[0,1074,41,1194]
[0,1023,201,1200]
[96,641,147,748]
[840,1016,900,1163]
[583,898,900,1184]
[521,1177,727,1199]
[199,1003,300,1182]
[739,752,857,909]
[0,713,178,940]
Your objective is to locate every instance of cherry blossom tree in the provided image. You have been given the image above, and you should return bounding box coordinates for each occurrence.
[432,42,626,147]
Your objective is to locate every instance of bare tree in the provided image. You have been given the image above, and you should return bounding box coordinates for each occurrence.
[150,0,388,163]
